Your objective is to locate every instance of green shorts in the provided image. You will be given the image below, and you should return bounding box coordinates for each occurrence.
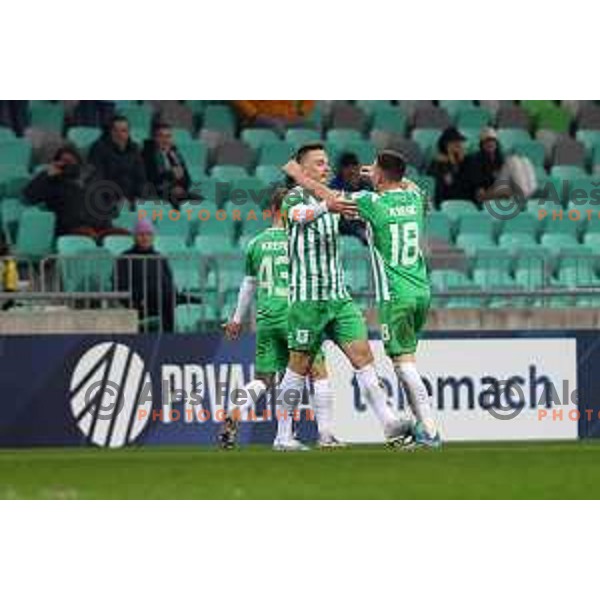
[287,297,367,356]
[256,316,325,374]
[378,293,430,357]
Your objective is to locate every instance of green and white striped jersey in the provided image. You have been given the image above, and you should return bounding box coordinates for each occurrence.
[282,186,349,302]
[353,183,430,302]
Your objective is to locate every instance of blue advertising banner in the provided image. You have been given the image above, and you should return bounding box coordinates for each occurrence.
[0,330,594,447]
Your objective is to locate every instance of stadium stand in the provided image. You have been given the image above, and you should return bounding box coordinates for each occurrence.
[3,100,600,332]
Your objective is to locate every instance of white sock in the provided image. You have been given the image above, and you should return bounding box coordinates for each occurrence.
[395,362,437,437]
[275,368,305,442]
[228,379,267,421]
[355,364,398,429]
[312,378,334,440]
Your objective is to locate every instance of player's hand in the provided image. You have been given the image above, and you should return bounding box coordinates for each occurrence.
[326,193,358,218]
[222,321,242,340]
[282,160,303,180]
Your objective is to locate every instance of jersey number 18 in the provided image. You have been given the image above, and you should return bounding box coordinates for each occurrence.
[390,222,419,267]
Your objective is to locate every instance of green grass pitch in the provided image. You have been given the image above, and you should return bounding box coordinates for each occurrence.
[0,441,599,499]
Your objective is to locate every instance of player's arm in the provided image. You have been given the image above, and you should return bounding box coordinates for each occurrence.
[282,160,358,219]
[222,242,258,340]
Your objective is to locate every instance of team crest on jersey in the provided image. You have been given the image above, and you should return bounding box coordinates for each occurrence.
[296,329,310,344]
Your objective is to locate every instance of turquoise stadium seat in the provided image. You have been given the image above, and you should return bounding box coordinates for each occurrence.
[67,127,102,152]
[326,129,363,146]
[371,107,407,134]
[426,213,452,242]
[255,165,286,186]
[0,139,32,169]
[15,208,55,259]
[285,129,322,148]
[259,141,294,167]
[456,107,491,129]
[178,141,208,178]
[202,104,236,135]
[30,101,64,133]
[242,128,280,150]
[103,235,132,255]
[497,129,531,152]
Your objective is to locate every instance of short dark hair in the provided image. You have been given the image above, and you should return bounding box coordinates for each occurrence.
[338,152,360,169]
[270,186,288,212]
[295,142,325,164]
[152,121,171,135]
[53,144,82,164]
[376,150,406,182]
[110,115,129,129]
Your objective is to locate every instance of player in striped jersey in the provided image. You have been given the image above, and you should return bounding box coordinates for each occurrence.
[284,150,440,448]
[275,144,413,448]
[220,188,343,451]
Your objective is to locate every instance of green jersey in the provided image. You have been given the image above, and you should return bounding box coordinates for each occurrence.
[244,227,289,321]
[282,186,349,302]
[353,184,430,302]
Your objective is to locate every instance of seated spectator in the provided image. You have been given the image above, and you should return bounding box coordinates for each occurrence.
[331,152,373,193]
[462,127,507,202]
[428,127,469,206]
[114,220,175,332]
[23,145,129,240]
[88,115,147,204]
[232,101,315,134]
[142,122,192,206]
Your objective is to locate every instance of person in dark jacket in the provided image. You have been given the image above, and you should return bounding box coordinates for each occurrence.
[23,145,129,239]
[142,122,192,206]
[114,220,175,332]
[88,115,147,203]
[428,127,470,206]
[462,127,506,202]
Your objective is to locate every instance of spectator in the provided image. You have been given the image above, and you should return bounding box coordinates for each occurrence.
[114,220,175,332]
[330,152,370,244]
[142,122,192,206]
[73,101,115,128]
[88,115,147,204]
[331,152,373,193]
[462,127,507,202]
[428,127,469,206]
[23,145,129,240]
[232,101,315,134]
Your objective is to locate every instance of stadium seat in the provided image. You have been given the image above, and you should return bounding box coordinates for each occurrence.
[194,232,237,255]
[285,128,322,148]
[456,107,491,129]
[542,216,582,239]
[498,213,540,238]
[354,100,394,117]
[576,129,600,161]
[549,165,586,180]
[472,268,517,289]
[498,232,538,250]
[1,197,25,243]
[103,235,132,255]
[457,213,497,238]
[178,141,208,179]
[553,138,586,167]
[329,102,368,132]
[430,269,473,291]
[153,212,192,240]
[15,208,55,259]
[440,200,480,221]
[471,247,513,271]
[328,140,376,165]
[255,165,285,186]
[202,104,236,135]
[174,304,204,333]
[496,106,530,129]
[497,129,531,152]
[0,127,16,142]
[216,259,246,293]
[259,141,294,167]
[371,107,407,134]
[241,128,280,150]
[29,101,64,133]
[326,129,363,147]
[67,127,101,152]
[0,139,32,169]
[412,128,441,162]
[515,267,547,289]
[540,232,581,254]
[438,100,474,120]
[171,128,193,146]
[414,106,451,129]
[210,165,248,182]
[213,140,255,170]
[512,140,545,166]
[57,235,111,292]
[426,212,453,242]
[455,233,496,255]
[57,235,97,254]
[154,235,187,255]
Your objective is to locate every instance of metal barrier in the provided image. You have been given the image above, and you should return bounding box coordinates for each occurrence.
[2,248,600,333]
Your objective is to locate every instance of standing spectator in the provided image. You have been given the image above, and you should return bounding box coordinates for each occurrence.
[23,146,129,240]
[428,127,469,206]
[142,122,192,206]
[331,152,372,193]
[462,127,507,202]
[114,220,175,332]
[232,101,315,134]
[88,115,147,204]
